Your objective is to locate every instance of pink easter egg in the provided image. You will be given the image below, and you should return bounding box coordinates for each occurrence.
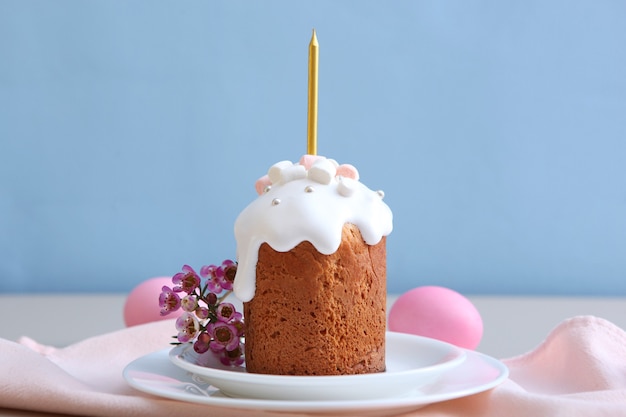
[388,286,483,350]
[124,277,183,327]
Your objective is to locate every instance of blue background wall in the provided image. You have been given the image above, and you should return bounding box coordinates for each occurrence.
[1,1,625,295]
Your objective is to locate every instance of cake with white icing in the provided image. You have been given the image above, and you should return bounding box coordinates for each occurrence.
[233,155,393,375]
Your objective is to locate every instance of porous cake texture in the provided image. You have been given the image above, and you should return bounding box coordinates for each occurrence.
[243,223,386,375]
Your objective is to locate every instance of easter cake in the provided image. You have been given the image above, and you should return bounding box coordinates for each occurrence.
[233,155,392,375]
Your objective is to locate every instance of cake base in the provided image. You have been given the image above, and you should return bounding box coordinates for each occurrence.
[243,223,386,375]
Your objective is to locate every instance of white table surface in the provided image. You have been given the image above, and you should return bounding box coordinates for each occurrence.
[1,294,625,417]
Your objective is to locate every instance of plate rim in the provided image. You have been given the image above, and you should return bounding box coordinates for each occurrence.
[168,331,467,386]
[123,347,509,412]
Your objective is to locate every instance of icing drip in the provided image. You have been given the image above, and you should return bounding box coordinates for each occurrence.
[233,156,393,302]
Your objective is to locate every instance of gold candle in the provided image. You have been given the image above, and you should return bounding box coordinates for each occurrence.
[307,29,319,155]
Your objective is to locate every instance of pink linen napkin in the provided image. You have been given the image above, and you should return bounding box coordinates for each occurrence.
[422,316,626,417]
[1,315,625,416]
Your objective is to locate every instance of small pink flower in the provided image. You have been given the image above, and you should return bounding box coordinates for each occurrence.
[159,286,181,316]
[207,259,237,293]
[206,292,218,305]
[216,260,237,291]
[201,264,223,292]
[200,264,217,279]
[181,295,198,312]
[219,343,245,366]
[206,280,221,293]
[195,306,209,320]
[216,302,242,323]
[163,260,245,366]
[207,322,240,351]
[172,265,201,294]
[193,331,211,354]
[230,318,245,337]
[201,260,237,293]
[175,313,199,343]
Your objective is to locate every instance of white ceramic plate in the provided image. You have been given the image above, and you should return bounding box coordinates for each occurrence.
[168,332,466,401]
[124,345,507,416]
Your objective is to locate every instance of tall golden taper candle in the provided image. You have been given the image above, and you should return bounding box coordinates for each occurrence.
[307,29,319,155]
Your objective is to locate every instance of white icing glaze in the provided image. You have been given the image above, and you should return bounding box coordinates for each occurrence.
[233,156,393,302]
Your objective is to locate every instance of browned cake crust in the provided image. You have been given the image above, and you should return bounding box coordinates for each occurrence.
[243,223,386,375]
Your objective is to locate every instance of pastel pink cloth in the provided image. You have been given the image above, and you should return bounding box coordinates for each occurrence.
[1,316,626,416]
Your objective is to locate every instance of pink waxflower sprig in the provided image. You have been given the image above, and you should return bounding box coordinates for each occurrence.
[159,259,244,366]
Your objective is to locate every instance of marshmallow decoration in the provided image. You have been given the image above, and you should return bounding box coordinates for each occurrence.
[299,154,323,169]
[234,155,393,302]
[336,164,359,180]
[268,160,294,183]
[255,158,363,196]
[337,176,357,197]
[279,164,307,183]
[254,175,272,195]
[307,158,336,185]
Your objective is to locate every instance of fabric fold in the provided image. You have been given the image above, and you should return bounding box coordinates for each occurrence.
[504,316,626,395]
[1,315,625,416]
